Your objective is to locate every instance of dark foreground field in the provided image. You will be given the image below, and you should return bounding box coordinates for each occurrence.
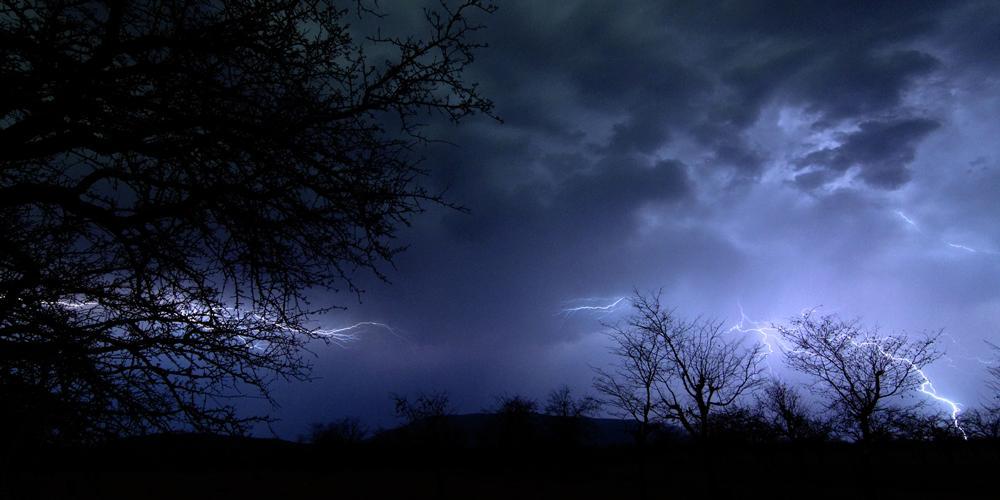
[4,434,998,500]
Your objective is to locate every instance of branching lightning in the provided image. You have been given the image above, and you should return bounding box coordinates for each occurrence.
[886,208,1000,435]
[46,296,395,348]
[729,303,967,437]
[728,303,783,355]
[854,339,967,439]
[314,321,401,345]
[560,292,969,437]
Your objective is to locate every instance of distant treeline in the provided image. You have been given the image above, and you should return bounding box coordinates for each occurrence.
[311,291,1000,448]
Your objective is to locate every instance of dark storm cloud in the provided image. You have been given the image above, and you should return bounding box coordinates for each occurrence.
[788,50,940,123]
[557,157,690,212]
[795,118,941,189]
[936,1,1000,70]
[459,1,950,187]
[665,1,946,118]
[263,1,1000,437]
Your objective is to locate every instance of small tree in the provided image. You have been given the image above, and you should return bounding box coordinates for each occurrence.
[544,385,601,418]
[309,417,369,447]
[890,409,964,441]
[544,385,601,445]
[963,407,1000,440]
[705,405,774,443]
[756,381,831,442]
[491,394,538,447]
[966,342,1000,440]
[393,391,454,424]
[777,313,943,442]
[391,391,456,446]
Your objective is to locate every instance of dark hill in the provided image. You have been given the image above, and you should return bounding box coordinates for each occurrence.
[368,412,683,447]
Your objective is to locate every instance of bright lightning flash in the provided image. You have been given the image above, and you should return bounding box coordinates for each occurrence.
[729,304,967,438]
[560,296,629,316]
[728,303,782,355]
[855,339,967,439]
[314,321,400,345]
[47,296,393,348]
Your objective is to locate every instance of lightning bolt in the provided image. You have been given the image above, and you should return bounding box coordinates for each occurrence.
[947,242,978,253]
[896,210,920,230]
[893,209,998,256]
[562,295,967,438]
[730,304,967,438]
[54,299,99,309]
[46,296,394,348]
[560,296,629,316]
[885,210,999,436]
[853,339,967,439]
[728,303,783,355]
[314,321,401,345]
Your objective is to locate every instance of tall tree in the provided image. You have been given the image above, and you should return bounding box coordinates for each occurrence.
[595,291,765,441]
[777,313,942,442]
[593,301,667,445]
[641,295,766,440]
[0,0,495,445]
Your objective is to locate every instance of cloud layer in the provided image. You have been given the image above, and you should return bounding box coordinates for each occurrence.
[261,0,1000,436]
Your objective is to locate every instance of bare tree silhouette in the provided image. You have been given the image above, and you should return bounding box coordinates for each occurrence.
[756,381,831,442]
[391,391,458,447]
[309,417,369,447]
[963,408,1000,440]
[393,391,455,424]
[593,300,667,446]
[646,302,766,440]
[595,291,765,441]
[777,313,942,442]
[544,385,601,419]
[491,393,538,447]
[965,342,1000,440]
[0,0,496,445]
[544,385,600,445]
[988,342,1000,410]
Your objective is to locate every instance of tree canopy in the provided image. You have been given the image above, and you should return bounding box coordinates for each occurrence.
[777,313,943,441]
[0,0,495,444]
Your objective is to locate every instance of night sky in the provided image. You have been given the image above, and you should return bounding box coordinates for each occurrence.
[259,1,1000,438]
